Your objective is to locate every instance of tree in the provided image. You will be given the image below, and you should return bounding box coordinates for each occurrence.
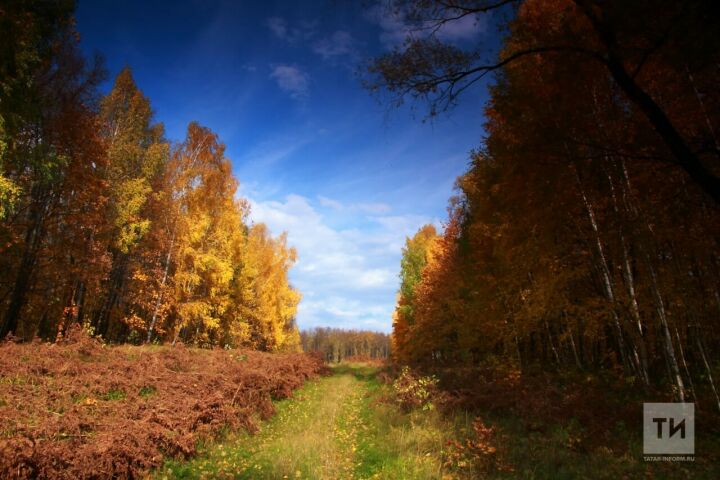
[0,2,305,353]
[393,224,437,361]
[301,328,391,362]
[367,0,720,203]
[385,0,720,407]
[92,67,168,339]
[0,1,106,338]
[166,123,244,346]
[233,224,301,351]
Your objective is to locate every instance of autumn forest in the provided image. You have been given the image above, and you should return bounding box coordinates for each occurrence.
[384,0,720,407]
[0,7,302,350]
[1,0,720,478]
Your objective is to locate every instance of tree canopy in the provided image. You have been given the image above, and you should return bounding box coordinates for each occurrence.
[0,6,301,351]
[380,0,720,409]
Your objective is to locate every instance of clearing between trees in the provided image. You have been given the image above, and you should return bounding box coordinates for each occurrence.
[156,363,720,480]
[158,363,460,479]
[2,334,719,479]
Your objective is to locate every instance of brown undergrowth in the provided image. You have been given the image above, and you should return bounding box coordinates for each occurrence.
[398,364,720,477]
[438,365,659,450]
[0,325,327,479]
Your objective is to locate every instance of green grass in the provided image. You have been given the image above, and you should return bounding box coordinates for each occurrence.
[156,363,468,479]
[100,388,126,401]
[139,385,157,398]
[155,363,720,480]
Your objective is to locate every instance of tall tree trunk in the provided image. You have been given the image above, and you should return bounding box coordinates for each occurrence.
[95,253,128,338]
[562,311,582,369]
[146,230,175,343]
[545,317,560,364]
[686,66,720,158]
[646,254,686,401]
[674,325,695,400]
[605,160,650,384]
[573,164,630,372]
[1,188,49,338]
[617,157,688,399]
[695,331,720,413]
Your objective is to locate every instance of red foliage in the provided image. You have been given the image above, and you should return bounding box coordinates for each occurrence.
[0,325,327,479]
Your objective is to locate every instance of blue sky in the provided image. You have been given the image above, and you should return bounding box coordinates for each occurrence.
[76,0,493,333]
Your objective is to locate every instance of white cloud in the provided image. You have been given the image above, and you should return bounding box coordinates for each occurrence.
[357,269,395,288]
[358,203,392,214]
[317,195,391,214]
[266,16,317,43]
[373,214,434,233]
[435,14,485,41]
[270,65,309,99]
[267,17,288,39]
[313,30,356,59]
[318,195,344,210]
[371,8,411,48]
[248,194,435,331]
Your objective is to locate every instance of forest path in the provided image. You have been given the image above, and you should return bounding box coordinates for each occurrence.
[158,363,450,479]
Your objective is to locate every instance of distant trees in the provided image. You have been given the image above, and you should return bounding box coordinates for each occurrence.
[0,3,301,351]
[301,328,391,362]
[377,1,720,408]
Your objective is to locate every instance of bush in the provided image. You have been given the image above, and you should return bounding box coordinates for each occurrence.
[392,366,438,411]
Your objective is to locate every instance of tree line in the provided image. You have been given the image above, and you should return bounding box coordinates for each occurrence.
[0,2,301,350]
[301,328,391,362]
[373,0,720,409]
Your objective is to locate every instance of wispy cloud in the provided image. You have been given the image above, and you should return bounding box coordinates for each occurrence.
[367,4,487,49]
[318,195,344,210]
[267,16,288,39]
[267,17,357,63]
[312,30,356,59]
[266,16,318,43]
[238,135,312,170]
[317,195,391,214]
[270,65,309,99]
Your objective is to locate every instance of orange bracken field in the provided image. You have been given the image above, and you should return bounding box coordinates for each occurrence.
[0,326,326,479]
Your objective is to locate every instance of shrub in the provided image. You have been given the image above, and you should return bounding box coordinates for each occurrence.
[392,366,438,411]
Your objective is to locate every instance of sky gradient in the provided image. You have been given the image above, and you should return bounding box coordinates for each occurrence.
[75,0,492,332]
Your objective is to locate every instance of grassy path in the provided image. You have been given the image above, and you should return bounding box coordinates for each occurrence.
[155,362,718,479]
[158,363,457,480]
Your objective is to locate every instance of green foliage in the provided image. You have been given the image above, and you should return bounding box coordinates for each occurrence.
[101,388,126,401]
[139,385,157,398]
[101,67,168,254]
[0,174,20,220]
[399,224,437,312]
